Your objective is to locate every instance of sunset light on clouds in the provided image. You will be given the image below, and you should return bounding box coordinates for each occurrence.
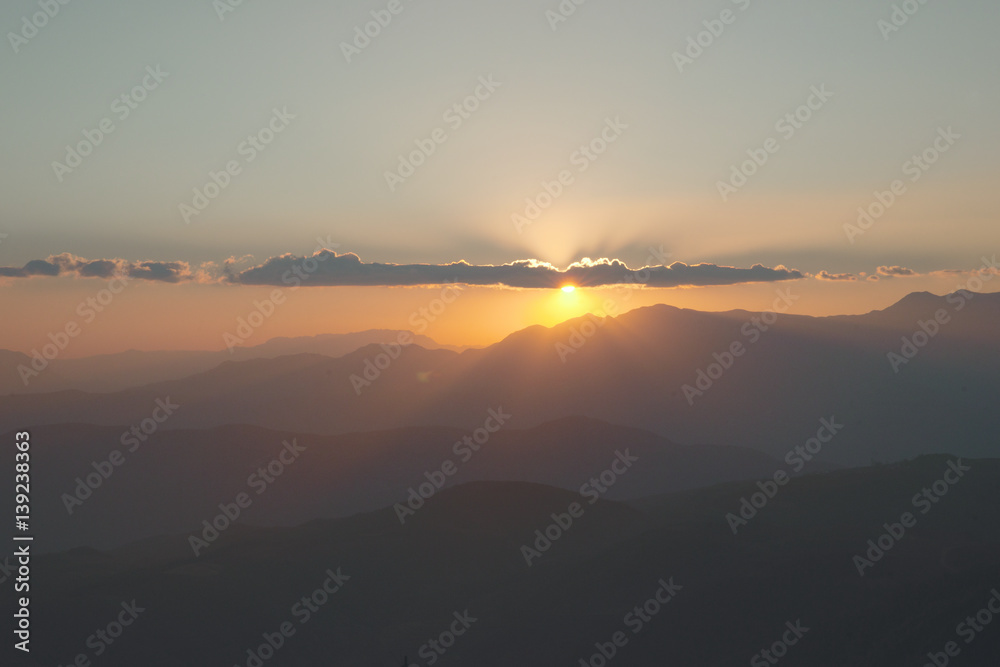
[2,0,998,355]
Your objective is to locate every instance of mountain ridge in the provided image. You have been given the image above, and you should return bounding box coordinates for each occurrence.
[3,291,998,466]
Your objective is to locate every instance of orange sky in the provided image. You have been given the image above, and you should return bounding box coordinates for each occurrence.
[2,271,994,357]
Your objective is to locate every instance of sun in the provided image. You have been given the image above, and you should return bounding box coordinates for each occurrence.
[529,282,597,326]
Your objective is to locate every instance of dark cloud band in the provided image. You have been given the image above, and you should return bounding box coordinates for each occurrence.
[231,251,805,288]
[0,254,192,283]
[0,251,807,288]
[816,271,858,282]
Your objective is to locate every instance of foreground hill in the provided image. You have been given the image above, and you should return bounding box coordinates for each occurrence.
[6,417,780,552]
[3,292,997,465]
[15,456,1000,666]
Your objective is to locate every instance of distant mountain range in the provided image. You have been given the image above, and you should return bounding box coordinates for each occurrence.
[4,291,997,466]
[11,417,784,552]
[0,329,456,394]
[20,456,1000,666]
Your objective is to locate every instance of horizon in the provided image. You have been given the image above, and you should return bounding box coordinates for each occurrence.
[3,284,998,358]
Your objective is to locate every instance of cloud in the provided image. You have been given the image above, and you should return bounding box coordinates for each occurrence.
[815,270,858,282]
[876,265,918,278]
[230,251,806,289]
[0,258,60,277]
[0,251,807,289]
[927,268,970,277]
[0,254,195,282]
[855,264,997,282]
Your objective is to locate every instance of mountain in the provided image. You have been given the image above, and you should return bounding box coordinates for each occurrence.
[6,417,781,552]
[17,456,1000,666]
[2,291,998,465]
[0,329,453,395]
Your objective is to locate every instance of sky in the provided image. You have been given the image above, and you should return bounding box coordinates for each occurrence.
[1,0,998,353]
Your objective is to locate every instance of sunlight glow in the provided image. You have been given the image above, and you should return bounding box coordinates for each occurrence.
[561,285,576,293]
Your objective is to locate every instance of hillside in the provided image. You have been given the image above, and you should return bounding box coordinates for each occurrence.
[17,456,1000,666]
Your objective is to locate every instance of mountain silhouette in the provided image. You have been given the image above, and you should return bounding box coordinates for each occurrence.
[3,292,997,466]
[10,417,782,552]
[0,329,452,394]
[18,457,1000,666]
